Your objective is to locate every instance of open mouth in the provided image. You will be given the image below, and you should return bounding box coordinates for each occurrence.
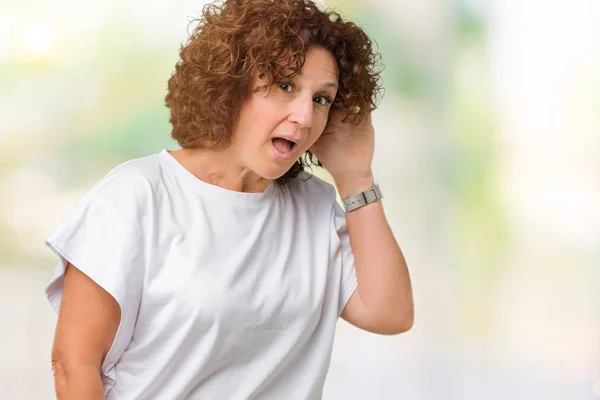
[271,137,298,160]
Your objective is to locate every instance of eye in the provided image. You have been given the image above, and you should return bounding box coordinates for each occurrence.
[278,82,294,93]
[314,95,333,106]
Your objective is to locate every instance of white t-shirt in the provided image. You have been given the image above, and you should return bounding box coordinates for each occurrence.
[45,149,358,400]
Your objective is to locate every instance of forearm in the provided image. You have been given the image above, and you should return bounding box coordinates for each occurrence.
[336,174,414,328]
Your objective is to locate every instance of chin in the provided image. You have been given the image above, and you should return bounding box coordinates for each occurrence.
[259,169,287,181]
[259,162,296,180]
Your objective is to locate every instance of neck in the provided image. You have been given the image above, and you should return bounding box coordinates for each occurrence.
[169,148,271,193]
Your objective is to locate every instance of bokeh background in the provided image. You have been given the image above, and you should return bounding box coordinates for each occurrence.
[1,0,599,398]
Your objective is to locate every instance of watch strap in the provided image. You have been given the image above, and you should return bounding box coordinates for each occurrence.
[342,184,383,212]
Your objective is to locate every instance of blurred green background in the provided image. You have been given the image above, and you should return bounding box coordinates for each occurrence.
[1,0,599,398]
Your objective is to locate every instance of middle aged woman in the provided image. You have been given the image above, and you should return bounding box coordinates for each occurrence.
[46,1,415,399]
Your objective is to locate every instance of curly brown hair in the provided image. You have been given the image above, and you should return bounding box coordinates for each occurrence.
[165,0,383,184]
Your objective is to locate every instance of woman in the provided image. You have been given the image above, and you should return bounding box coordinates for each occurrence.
[46,0,414,398]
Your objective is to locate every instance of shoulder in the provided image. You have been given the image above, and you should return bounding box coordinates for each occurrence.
[45,154,165,275]
[84,152,166,222]
[93,152,163,193]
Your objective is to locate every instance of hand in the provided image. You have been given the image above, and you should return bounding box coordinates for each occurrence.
[310,105,375,188]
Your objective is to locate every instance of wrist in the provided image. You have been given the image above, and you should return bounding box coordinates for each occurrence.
[334,172,375,198]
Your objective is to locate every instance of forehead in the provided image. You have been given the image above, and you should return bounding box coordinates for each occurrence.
[249,46,339,90]
[297,46,339,81]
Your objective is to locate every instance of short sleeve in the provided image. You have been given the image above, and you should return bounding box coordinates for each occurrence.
[44,189,145,391]
[333,201,358,317]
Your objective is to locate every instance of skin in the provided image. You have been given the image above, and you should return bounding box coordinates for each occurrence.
[51,45,414,398]
[51,263,119,399]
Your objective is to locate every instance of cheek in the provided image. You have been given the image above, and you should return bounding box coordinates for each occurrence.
[242,104,278,143]
[311,114,329,137]
[306,127,326,149]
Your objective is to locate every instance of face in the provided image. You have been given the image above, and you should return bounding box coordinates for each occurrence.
[231,46,339,180]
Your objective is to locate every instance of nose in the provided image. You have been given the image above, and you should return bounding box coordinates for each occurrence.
[288,96,313,128]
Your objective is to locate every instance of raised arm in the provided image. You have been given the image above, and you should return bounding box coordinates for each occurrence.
[51,262,120,399]
[336,175,414,334]
[311,109,414,335]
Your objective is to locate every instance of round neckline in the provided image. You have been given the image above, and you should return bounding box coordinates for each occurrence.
[158,149,277,207]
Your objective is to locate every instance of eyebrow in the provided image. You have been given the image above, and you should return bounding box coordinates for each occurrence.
[295,70,339,90]
[321,81,340,89]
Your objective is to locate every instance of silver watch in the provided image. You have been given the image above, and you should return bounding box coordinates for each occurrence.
[342,184,383,212]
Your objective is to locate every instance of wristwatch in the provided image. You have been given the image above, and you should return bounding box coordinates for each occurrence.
[342,184,383,213]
